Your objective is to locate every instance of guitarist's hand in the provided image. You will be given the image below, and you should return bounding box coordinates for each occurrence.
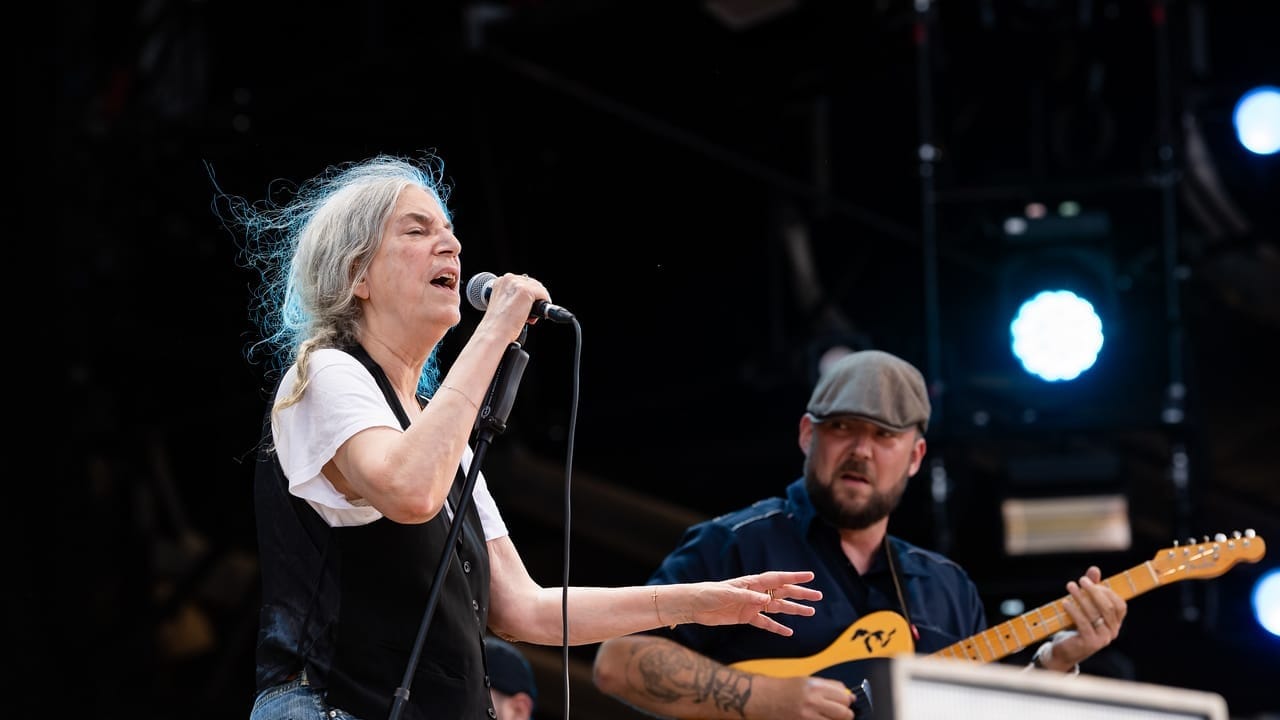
[1043,565,1128,671]
[757,676,857,720]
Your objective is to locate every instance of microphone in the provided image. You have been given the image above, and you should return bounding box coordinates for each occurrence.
[466,271,575,323]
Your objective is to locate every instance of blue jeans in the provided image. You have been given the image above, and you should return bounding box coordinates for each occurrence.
[249,670,363,720]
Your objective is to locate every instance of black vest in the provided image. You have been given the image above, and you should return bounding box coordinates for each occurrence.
[253,345,494,719]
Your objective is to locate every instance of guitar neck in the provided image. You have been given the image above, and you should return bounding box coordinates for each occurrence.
[926,532,1264,665]
[931,559,1160,664]
[931,561,1162,661]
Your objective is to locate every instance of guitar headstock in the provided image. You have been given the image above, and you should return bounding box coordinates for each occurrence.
[1149,530,1266,580]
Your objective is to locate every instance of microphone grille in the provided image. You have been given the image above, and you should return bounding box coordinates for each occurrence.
[466,271,497,311]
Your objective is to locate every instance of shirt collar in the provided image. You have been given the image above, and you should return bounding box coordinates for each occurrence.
[788,477,929,577]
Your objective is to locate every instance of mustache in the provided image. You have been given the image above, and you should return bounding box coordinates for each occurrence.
[836,458,872,479]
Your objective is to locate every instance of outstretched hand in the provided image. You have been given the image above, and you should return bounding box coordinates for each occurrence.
[684,571,822,636]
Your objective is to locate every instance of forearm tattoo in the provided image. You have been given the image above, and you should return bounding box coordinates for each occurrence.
[631,643,752,717]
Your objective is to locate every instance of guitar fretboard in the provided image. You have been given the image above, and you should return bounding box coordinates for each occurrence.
[931,533,1263,663]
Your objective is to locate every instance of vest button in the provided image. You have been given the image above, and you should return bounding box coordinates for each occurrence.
[463,560,472,573]
[472,600,480,611]
[484,674,491,687]
[488,708,497,718]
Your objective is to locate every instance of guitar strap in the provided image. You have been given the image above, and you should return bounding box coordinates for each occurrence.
[884,538,920,642]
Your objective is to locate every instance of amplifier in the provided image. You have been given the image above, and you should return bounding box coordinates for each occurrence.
[865,654,1228,720]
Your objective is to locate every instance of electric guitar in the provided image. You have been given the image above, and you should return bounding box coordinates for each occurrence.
[687,531,1265,718]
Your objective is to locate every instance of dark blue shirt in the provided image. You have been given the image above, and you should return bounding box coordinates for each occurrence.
[646,478,987,687]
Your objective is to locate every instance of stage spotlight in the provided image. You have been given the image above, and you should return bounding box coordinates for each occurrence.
[997,211,1114,386]
[1009,289,1105,382]
[1232,85,1280,156]
[942,204,1162,432]
[1253,566,1280,638]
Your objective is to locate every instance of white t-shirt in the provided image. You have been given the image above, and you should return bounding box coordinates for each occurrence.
[271,348,509,541]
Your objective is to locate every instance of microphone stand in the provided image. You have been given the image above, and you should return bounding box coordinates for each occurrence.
[389,327,531,720]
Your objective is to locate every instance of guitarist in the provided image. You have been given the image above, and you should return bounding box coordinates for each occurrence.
[593,350,1128,719]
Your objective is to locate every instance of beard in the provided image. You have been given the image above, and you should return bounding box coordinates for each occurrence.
[804,455,909,531]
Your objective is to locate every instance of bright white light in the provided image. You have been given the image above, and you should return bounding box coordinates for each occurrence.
[1253,568,1280,638]
[1233,85,1280,156]
[1010,290,1104,382]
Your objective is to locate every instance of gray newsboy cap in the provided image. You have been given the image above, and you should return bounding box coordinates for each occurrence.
[806,350,931,432]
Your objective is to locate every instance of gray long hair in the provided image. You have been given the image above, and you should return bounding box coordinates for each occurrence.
[214,152,452,410]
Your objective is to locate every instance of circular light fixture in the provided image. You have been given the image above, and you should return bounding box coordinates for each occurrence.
[1009,289,1105,382]
[1233,85,1280,156]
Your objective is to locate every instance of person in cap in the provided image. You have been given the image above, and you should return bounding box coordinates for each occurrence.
[593,349,1128,719]
[485,636,538,720]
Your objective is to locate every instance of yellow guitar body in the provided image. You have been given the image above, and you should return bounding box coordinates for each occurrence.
[731,611,914,677]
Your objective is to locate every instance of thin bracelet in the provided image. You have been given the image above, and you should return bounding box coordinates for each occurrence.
[652,588,676,630]
[438,384,479,412]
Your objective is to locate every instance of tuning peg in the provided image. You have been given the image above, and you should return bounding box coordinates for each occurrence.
[1244,528,1256,538]
[1215,533,1227,542]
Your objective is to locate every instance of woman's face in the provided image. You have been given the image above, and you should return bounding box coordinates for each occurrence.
[355,185,464,338]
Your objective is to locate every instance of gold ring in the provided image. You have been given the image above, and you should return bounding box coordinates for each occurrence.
[1092,616,1105,627]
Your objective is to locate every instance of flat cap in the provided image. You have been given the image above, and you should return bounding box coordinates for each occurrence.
[806,350,931,432]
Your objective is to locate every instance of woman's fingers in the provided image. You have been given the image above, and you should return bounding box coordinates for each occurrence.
[749,612,797,636]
